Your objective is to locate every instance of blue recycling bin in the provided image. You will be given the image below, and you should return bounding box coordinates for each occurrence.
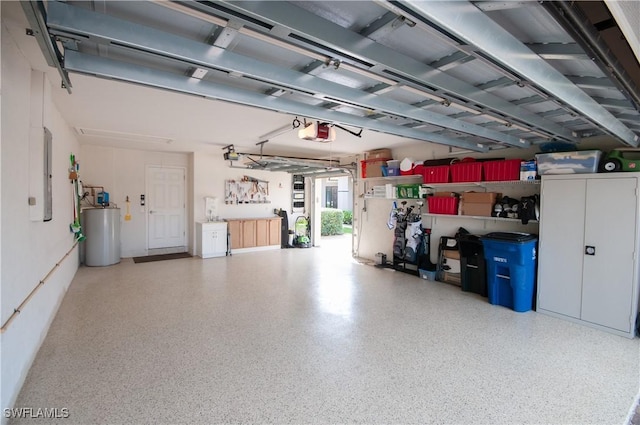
[480,232,537,312]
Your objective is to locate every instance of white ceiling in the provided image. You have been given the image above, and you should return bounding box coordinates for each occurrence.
[4,1,640,160]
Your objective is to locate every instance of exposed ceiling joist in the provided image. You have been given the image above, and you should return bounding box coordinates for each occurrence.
[526,43,590,60]
[47,1,519,148]
[63,50,490,152]
[212,0,578,141]
[396,0,638,147]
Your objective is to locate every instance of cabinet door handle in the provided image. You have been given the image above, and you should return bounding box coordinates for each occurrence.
[585,246,596,256]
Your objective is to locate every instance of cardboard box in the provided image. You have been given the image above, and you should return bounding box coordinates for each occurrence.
[361,158,387,178]
[365,148,392,160]
[442,271,461,286]
[461,192,500,217]
[443,249,460,260]
[461,192,500,203]
[441,257,461,274]
[461,202,493,217]
[434,191,457,197]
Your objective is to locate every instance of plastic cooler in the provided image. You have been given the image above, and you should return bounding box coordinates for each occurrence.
[450,162,482,182]
[480,232,537,312]
[427,196,459,215]
[483,159,522,181]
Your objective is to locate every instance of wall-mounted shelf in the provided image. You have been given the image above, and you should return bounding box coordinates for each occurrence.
[362,175,422,182]
[422,213,538,224]
[423,180,540,189]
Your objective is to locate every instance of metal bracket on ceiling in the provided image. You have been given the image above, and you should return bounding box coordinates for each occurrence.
[256,140,268,159]
[324,58,341,70]
[21,1,72,94]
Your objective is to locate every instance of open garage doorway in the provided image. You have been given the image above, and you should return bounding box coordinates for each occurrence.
[312,175,354,256]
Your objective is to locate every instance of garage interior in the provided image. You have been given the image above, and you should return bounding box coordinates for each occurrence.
[2,0,640,423]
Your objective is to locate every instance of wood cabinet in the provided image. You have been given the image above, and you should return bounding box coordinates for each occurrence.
[227,220,242,250]
[268,218,281,246]
[225,217,281,251]
[242,220,257,248]
[256,219,269,246]
[196,221,228,258]
[537,173,640,338]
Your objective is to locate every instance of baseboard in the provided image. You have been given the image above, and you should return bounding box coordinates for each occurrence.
[229,245,280,255]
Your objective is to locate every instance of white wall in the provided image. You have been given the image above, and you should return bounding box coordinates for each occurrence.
[79,145,190,258]
[1,22,80,418]
[193,152,292,251]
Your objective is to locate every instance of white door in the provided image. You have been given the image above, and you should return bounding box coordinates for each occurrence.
[537,178,586,319]
[147,166,186,249]
[581,178,637,332]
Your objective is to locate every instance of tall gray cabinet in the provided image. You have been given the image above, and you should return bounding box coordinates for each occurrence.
[537,173,640,338]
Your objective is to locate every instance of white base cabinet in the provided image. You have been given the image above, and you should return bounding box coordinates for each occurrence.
[196,221,228,258]
[537,173,640,338]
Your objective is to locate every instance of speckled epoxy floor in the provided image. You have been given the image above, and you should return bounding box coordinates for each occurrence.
[11,236,640,424]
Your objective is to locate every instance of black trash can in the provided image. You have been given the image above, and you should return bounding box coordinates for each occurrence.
[459,234,487,296]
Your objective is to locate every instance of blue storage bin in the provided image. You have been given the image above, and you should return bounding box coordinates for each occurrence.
[387,167,401,176]
[480,232,537,312]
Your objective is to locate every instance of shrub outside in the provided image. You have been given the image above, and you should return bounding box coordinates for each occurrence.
[342,210,353,225]
[321,208,344,236]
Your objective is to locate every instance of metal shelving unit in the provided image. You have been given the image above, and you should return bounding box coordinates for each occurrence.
[423,180,540,189]
[422,213,538,224]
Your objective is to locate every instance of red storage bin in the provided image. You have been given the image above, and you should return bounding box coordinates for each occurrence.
[422,165,450,183]
[414,164,424,176]
[427,196,459,215]
[483,159,522,181]
[450,162,482,182]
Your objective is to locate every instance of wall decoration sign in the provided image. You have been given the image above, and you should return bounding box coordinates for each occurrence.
[225,176,270,204]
